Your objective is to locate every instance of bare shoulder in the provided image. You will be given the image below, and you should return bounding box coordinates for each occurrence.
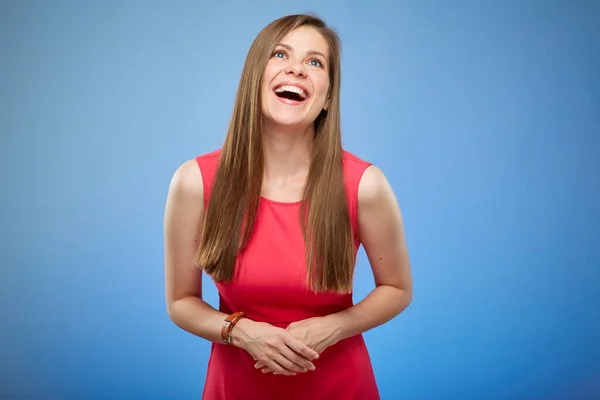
[167,158,204,203]
[357,163,403,237]
[357,164,396,207]
[163,157,206,260]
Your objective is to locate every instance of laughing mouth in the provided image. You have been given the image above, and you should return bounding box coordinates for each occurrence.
[273,85,308,102]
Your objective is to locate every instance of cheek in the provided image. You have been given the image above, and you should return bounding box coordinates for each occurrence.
[263,61,281,80]
[261,63,281,96]
[314,78,330,102]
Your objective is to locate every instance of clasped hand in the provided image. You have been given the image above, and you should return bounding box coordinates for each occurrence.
[246,316,339,375]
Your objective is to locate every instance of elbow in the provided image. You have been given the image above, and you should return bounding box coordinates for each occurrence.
[166,304,175,322]
[166,295,201,325]
[400,285,413,312]
[391,284,412,314]
[166,298,180,322]
[404,289,413,308]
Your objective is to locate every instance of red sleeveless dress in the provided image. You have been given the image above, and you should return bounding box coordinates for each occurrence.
[195,149,380,400]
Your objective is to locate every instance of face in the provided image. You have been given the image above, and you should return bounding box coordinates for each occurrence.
[260,26,331,130]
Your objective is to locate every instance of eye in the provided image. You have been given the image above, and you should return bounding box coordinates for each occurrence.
[273,50,286,59]
[308,58,323,68]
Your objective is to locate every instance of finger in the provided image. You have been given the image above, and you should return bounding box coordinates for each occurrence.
[254,361,263,369]
[284,336,319,362]
[274,353,308,374]
[268,358,296,376]
[280,345,316,371]
[262,367,273,373]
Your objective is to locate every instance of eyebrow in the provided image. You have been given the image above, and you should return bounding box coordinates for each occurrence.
[277,43,327,61]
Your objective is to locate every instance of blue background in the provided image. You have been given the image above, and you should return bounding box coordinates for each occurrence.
[2,1,599,399]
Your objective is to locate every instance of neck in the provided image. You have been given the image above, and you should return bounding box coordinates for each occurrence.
[261,121,314,179]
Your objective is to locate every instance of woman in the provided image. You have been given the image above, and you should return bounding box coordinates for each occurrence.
[164,14,412,400]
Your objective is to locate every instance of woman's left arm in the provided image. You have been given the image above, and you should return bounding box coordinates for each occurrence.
[257,165,412,372]
[326,164,413,341]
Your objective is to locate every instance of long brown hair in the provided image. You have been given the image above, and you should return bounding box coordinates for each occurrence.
[196,14,355,294]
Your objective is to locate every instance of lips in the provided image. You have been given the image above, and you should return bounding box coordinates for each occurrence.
[272,82,310,103]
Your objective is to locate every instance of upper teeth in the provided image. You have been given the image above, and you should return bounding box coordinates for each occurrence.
[275,85,307,99]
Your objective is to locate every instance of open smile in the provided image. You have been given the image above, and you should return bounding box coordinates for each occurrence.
[272,82,310,105]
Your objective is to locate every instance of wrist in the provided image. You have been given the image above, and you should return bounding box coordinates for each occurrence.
[324,314,347,343]
[229,318,253,348]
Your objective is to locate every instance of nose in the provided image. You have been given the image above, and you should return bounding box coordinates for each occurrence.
[285,60,306,77]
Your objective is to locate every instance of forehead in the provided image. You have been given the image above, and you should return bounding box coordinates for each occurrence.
[277,26,329,58]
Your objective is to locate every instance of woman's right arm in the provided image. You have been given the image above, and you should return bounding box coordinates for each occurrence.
[164,159,229,343]
[163,159,318,374]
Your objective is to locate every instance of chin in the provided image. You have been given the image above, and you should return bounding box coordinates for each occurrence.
[263,107,319,132]
[264,108,316,128]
